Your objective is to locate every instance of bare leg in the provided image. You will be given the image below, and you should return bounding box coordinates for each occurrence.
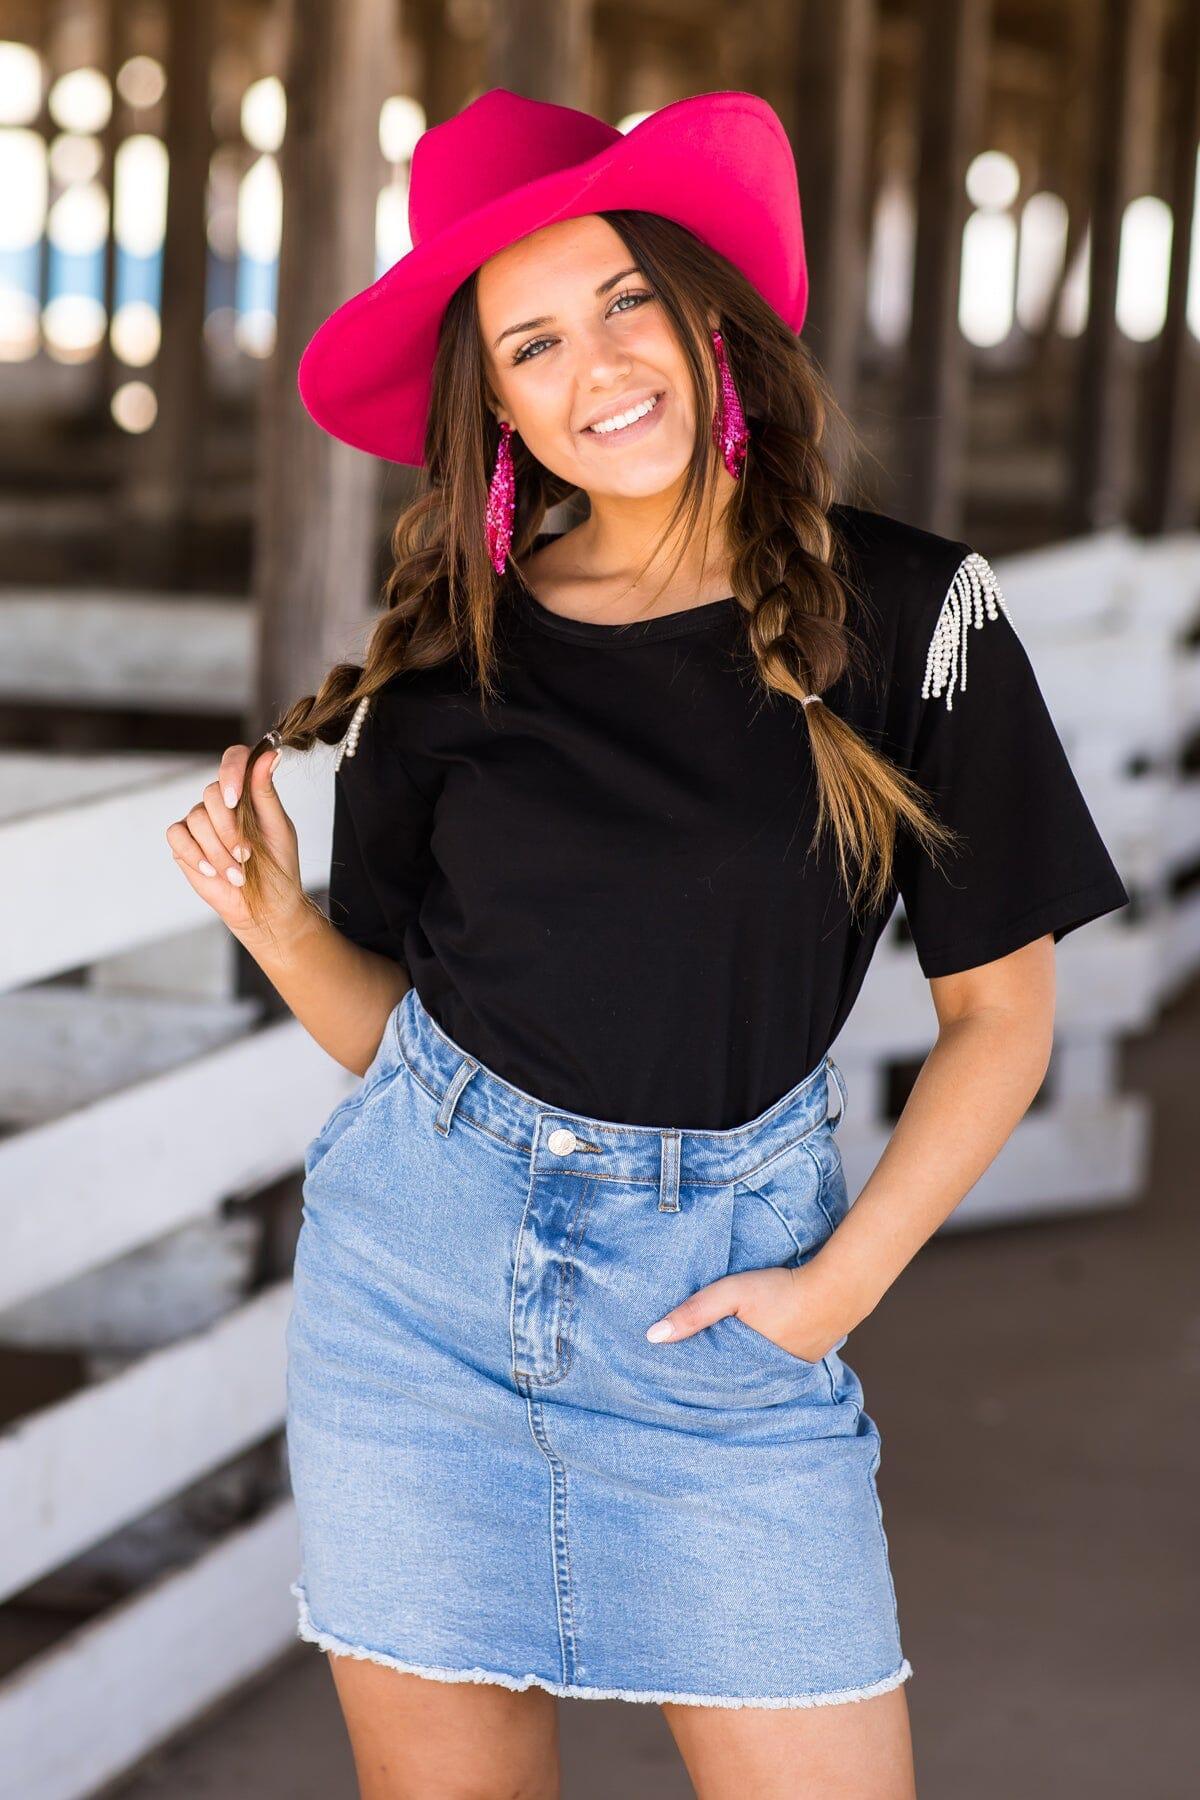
[661,1682,916,1800]
[327,1653,562,1800]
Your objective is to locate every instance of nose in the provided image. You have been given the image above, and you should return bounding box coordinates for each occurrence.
[575,322,633,389]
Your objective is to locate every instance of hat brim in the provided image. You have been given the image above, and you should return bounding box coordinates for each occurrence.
[297,91,807,466]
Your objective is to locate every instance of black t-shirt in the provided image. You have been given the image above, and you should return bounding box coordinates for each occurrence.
[326,503,1128,1129]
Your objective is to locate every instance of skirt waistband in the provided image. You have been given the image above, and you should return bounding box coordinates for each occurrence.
[391,985,847,1196]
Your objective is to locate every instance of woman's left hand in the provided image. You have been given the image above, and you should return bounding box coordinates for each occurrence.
[644,1260,848,1363]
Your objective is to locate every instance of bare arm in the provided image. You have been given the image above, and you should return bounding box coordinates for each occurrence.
[234,905,412,1080]
[166,741,411,1078]
[647,934,1056,1355]
[807,932,1056,1340]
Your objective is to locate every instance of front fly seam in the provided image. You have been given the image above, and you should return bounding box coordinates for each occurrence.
[536,1177,599,1387]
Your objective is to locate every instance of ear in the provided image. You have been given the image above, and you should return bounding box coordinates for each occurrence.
[487,396,513,431]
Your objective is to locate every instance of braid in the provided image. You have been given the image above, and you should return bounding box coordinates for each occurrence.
[724,334,959,917]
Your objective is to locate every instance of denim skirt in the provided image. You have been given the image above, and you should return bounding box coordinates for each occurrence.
[285,985,912,1709]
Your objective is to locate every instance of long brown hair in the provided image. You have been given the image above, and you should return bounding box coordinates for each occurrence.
[234,209,956,938]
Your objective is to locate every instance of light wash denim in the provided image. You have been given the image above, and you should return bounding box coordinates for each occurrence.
[286,984,912,1708]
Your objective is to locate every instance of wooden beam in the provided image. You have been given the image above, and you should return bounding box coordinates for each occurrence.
[837,1096,1150,1230]
[0,591,251,711]
[0,1499,300,1800]
[0,753,339,990]
[0,1017,350,1312]
[900,0,992,536]
[253,0,392,728]
[484,0,594,108]
[838,920,1154,1061]
[94,0,129,424]
[127,0,214,584]
[791,0,877,421]
[412,0,474,128]
[1068,0,1165,532]
[0,1283,291,1603]
[1140,0,1200,532]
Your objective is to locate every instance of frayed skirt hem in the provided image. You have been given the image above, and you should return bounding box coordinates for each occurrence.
[291,1583,913,1711]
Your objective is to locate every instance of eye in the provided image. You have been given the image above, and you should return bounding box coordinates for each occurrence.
[511,335,554,366]
[510,289,655,366]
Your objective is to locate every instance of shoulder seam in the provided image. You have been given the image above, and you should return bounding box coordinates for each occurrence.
[921,551,1015,711]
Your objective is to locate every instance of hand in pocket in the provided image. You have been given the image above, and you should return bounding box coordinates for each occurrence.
[644,1260,846,1365]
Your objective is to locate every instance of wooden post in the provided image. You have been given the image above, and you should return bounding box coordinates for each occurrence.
[1024,4,1097,412]
[32,1,53,338]
[128,0,213,584]
[1140,0,1200,533]
[484,0,593,108]
[416,0,474,127]
[899,0,991,538]
[252,0,392,736]
[95,0,127,425]
[791,0,877,426]
[1068,0,1163,533]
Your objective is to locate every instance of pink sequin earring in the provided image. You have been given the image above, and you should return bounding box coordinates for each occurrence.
[485,420,516,574]
[710,327,749,479]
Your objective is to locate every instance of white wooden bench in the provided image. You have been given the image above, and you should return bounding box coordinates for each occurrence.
[835,528,1200,1227]
[0,747,349,1800]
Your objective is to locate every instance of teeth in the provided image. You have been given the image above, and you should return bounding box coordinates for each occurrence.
[587,394,658,434]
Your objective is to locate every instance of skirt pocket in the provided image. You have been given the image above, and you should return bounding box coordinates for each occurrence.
[303,997,409,1182]
[717,1122,851,1375]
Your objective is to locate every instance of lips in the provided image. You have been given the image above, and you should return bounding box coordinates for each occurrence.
[582,392,663,434]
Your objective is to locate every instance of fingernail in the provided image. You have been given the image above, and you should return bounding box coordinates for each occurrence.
[233,844,249,861]
[225,866,245,887]
[646,1320,674,1342]
[223,785,238,808]
[198,859,217,877]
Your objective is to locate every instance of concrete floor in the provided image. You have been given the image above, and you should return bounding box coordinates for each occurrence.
[114,982,1199,1799]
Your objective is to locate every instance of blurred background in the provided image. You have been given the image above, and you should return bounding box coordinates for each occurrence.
[0,1,1196,1796]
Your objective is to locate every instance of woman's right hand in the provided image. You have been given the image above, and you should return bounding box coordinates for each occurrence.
[165,743,304,939]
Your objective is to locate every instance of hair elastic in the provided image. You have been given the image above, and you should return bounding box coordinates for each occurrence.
[265,728,284,750]
[800,694,822,708]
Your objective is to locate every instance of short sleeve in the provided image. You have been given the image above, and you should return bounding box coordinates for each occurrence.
[892,550,1129,978]
[326,693,435,962]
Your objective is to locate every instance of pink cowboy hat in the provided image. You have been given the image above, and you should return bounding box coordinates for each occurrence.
[296,86,807,466]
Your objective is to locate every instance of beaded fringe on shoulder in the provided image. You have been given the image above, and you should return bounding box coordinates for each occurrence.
[334,693,372,771]
[921,551,1014,711]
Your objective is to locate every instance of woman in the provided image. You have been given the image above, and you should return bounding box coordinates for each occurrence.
[167,89,1128,1799]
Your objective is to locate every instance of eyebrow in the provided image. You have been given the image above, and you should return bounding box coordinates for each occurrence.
[491,267,644,351]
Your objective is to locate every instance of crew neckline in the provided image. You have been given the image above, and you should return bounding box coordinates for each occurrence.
[513,532,737,645]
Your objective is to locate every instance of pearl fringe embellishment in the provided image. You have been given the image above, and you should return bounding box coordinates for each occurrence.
[334,693,371,771]
[922,551,1014,711]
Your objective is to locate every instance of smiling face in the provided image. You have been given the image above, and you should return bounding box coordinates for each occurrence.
[476,214,714,501]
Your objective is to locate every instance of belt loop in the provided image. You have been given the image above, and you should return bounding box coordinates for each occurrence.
[825,1057,848,1133]
[434,1054,478,1136]
[658,1129,682,1212]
